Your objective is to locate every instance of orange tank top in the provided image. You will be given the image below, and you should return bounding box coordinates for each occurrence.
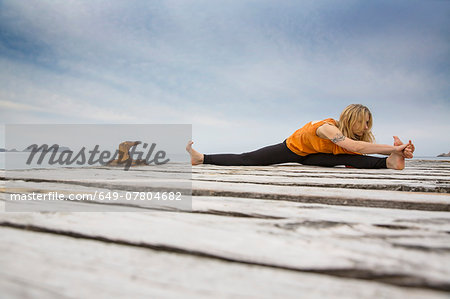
[286,118,361,156]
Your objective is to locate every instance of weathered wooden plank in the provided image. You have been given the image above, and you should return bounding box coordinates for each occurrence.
[1,160,450,296]
[193,170,450,183]
[5,164,450,179]
[2,168,449,211]
[2,167,449,207]
[2,181,450,232]
[2,227,447,299]
[192,197,450,233]
[1,210,449,291]
[193,160,450,173]
[192,165,450,177]
[4,163,450,183]
[192,181,450,211]
[192,173,449,193]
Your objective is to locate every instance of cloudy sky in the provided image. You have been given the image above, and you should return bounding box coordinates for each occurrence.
[0,0,449,156]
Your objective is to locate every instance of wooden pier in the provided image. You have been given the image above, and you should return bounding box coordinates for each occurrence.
[1,159,449,298]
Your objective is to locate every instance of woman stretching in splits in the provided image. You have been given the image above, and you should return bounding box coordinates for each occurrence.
[186,104,415,170]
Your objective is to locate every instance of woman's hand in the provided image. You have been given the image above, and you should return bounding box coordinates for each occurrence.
[393,143,409,156]
[402,140,415,159]
[393,136,414,158]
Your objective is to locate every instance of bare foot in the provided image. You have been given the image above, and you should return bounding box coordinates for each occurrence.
[386,136,405,170]
[186,141,204,165]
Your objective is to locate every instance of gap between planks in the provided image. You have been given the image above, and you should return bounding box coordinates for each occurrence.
[1,221,450,293]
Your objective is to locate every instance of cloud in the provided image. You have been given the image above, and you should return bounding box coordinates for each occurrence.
[0,100,45,113]
[0,0,449,155]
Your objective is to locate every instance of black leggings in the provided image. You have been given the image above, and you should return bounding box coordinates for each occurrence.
[203,140,387,169]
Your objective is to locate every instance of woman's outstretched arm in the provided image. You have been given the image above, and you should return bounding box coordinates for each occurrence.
[316,124,412,156]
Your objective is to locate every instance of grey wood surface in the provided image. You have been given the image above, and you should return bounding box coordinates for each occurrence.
[1,159,449,298]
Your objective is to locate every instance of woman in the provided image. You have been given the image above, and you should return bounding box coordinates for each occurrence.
[186,104,415,170]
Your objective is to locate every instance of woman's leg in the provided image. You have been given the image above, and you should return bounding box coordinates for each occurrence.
[301,153,387,169]
[203,141,305,166]
[187,140,304,166]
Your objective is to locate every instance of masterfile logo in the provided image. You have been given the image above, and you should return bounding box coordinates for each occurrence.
[24,142,170,170]
[4,124,193,212]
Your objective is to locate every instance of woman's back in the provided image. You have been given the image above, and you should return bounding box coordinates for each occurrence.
[286,118,360,156]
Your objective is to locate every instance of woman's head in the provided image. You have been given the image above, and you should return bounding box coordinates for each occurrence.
[337,104,375,142]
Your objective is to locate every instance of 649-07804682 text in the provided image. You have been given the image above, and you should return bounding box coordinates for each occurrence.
[9,191,183,201]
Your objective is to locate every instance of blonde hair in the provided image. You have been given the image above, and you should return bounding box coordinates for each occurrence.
[337,104,375,143]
